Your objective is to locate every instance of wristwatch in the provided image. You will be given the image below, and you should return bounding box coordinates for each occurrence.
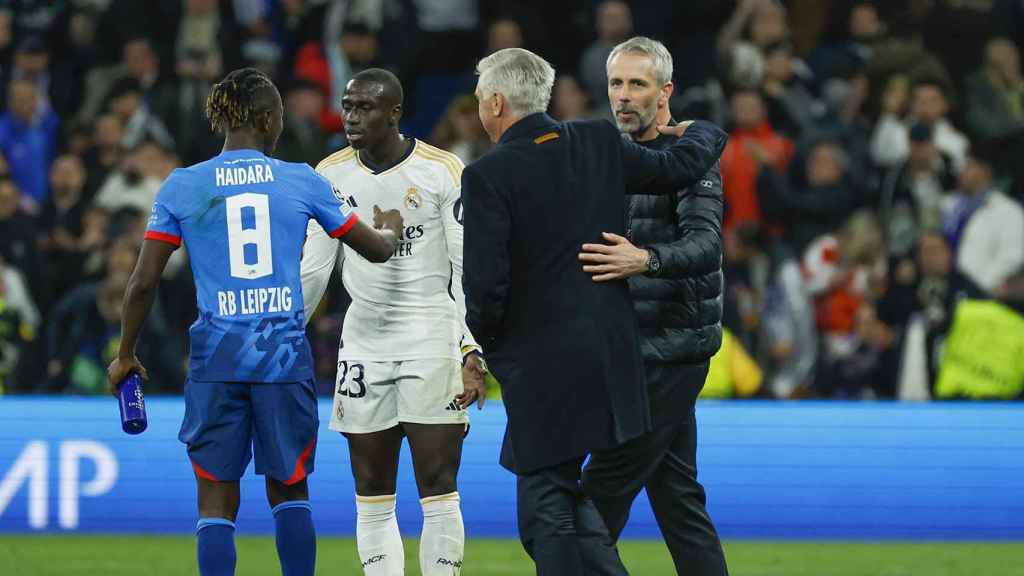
[644,249,661,277]
[461,345,489,373]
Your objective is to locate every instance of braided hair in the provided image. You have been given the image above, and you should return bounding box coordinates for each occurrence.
[205,68,277,134]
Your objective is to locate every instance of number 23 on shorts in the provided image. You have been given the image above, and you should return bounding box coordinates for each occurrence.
[337,361,366,398]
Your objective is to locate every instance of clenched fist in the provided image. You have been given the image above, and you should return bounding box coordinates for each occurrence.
[373,205,404,237]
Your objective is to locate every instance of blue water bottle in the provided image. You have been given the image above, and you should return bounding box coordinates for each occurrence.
[118,373,148,435]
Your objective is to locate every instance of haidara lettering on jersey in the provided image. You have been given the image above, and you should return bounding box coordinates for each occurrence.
[215,164,275,187]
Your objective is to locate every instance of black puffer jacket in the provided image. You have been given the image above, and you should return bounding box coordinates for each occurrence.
[626,131,724,365]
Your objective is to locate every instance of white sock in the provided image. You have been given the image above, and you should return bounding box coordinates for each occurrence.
[356,494,405,575]
[419,492,465,575]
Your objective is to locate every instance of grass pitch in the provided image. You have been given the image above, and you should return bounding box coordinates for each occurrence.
[1,535,1022,575]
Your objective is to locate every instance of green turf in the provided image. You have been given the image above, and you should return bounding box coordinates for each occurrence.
[1,536,1022,575]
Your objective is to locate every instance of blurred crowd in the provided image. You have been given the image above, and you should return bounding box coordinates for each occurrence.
[0,0,1021,399]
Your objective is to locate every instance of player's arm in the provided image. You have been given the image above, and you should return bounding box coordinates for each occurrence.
[340,217,401,263]
[644,161,724,278]
[108,239,175,394]
[439,166,487,409]
[580,163,724,282]
[109,174,182,394]
[308,170,401,263]
[300,220,341,325]
[620,120,728,192]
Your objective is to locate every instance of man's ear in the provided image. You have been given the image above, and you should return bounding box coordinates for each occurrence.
[659,82,675,110]
[391,104,403,126]
[491,93,504,117]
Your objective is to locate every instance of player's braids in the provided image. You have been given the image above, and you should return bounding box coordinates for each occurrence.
[205,68,275,134]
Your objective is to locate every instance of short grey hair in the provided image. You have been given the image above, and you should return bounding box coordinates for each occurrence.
[606,36,674,87]
[476,48,556,116]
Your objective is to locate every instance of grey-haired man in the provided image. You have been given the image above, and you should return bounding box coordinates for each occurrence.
[580,37,729,575]
[462,47,727,575]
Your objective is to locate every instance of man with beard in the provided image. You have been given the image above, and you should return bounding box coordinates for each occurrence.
[579,37,730,575]
[463,47,727,575]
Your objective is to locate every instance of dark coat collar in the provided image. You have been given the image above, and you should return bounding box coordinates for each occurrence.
[499,112,558,145]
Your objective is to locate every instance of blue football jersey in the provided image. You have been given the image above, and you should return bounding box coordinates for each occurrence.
[145,149,358,383]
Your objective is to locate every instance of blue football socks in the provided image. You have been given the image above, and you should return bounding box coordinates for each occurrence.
[196,517,237,576]
[272,500,316,576]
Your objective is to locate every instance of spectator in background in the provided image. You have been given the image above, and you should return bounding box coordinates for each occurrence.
[275,79,327,166]
[0,251,38,327]
[550,75,594,121]
[0,10,12,76]
[412,0,479,71]
[944,146,1024,294]
[818,55,873,170]
[966,37,1024,141]
[64,119,93,157]
[74,206,113,283]
[92,141,164,214]
[39,154,91,301]
[804,211,888,398]
[760,137,856,254]
[725,223,817,398]
[171,0,242,131]
[78,36,176,126]
[717,0,789,88]
[720,89,793,233]
[294,22,382,135]
[172,40,224,166]
[486,18,525,54]
[879,232,985,399]
[872,76,969,172]
[877,122,957,259]
[0,256,35,393]
[339,22,381,71]
[0,78,58,212]
[106,77,175,152]
[429,94,491,164]
[81,113,124,199]
[171,0,242,71]
[996,269,1024,315]
[272,0,327,75]
[579,1,633,117]
[0,255,38,349]
[808,2,884,82]
[9,36,55,118]
[761,39,822,138]
[0,176,45,310]
[49,4,101,121]
[44,264,182,394]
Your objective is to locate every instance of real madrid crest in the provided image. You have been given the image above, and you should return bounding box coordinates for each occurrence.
[405,187,422,210]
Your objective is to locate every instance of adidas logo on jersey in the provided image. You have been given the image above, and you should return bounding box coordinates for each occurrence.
[445,398,463,412]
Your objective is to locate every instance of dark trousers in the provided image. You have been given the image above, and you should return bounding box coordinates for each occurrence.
[517,457,628,576]
[582,363,728,575]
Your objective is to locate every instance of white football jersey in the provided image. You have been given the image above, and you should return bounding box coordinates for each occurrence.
[300,139,479,361]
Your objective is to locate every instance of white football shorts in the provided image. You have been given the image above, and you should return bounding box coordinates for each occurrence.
[328,357,468,434]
